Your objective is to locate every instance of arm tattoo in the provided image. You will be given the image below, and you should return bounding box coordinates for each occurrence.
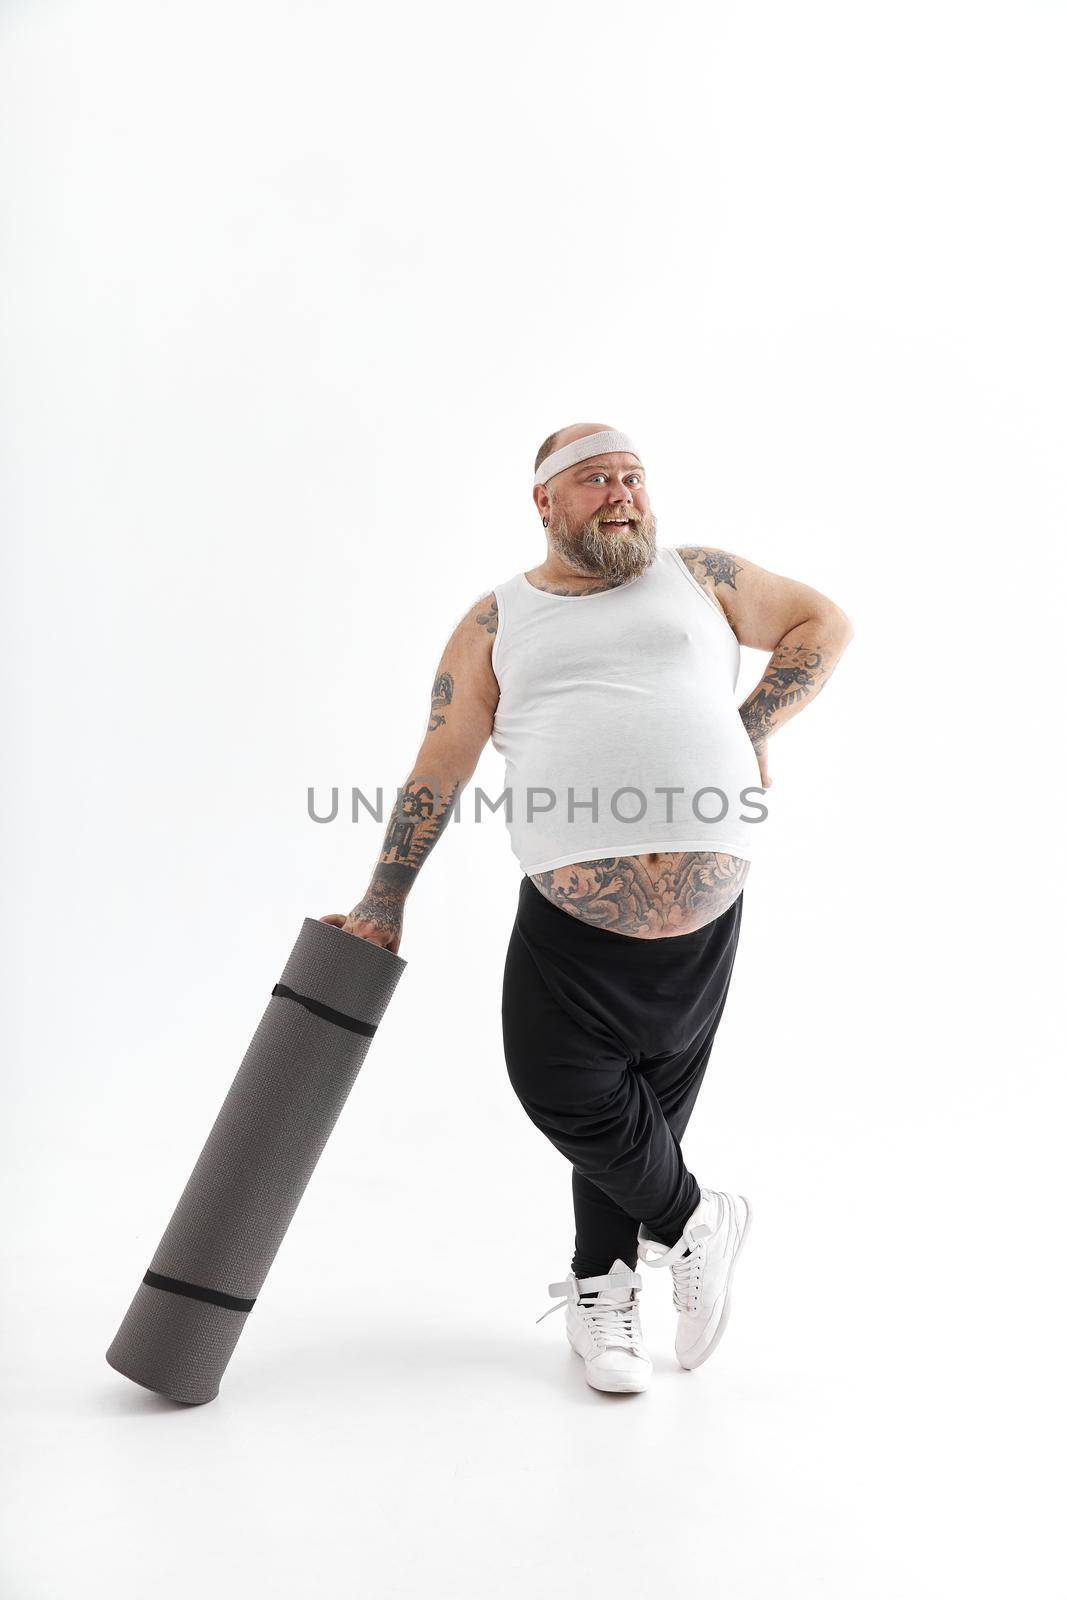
[382,778,459,870]
[357,778,459,939]
[739,646,825,750]
[676,546,743,590]
[476,599,498,635]
[427,671,454,732]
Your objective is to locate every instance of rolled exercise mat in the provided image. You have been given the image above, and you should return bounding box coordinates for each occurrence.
[106,916,408,1405]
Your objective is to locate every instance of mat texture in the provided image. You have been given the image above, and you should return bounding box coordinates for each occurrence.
[106,917,408,1403]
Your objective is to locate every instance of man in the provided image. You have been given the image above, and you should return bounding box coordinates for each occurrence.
[322,422,853,1395]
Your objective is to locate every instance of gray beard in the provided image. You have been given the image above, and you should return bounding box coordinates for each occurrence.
[546,509,658,583]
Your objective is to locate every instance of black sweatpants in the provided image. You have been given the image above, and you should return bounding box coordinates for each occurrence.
[501,874,744,1279]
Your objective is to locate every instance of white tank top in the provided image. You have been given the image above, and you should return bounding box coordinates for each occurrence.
[489,546,769,875]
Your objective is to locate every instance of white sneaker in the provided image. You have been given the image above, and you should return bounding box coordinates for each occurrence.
[638,1189,752,1370]
[535,1259,653,1393]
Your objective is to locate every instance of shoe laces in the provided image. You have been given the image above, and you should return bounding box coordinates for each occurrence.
[588,1292,646,1352]
[535,1265,646,1353]
[639,1211,718,1315]
[666,1247,703,1316]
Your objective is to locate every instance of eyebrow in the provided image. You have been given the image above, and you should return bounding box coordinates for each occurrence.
[572,459,645,474]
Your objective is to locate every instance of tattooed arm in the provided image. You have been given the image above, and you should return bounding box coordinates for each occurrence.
[675,546,854,786]
[320,592,500,952]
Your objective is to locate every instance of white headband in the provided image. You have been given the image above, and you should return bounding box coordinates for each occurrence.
[534,428,643,486]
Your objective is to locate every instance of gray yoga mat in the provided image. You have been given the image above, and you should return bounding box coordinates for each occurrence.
[106,916,408,1405]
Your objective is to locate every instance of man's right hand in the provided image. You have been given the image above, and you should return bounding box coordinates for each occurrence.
[319,902,402,955]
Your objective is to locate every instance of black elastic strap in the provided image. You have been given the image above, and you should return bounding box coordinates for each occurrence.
[143,1270,256,1314]
[271,982,377,1037]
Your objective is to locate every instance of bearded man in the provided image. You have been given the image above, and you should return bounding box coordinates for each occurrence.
[322,422,854,1395]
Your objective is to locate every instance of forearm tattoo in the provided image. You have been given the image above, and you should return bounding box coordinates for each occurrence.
[427,671,454,732]
[739,645,826,751]
[529,851,749,938]
[358,778,459,937]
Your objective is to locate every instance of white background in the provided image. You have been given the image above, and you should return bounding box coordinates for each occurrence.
[3,2,1065,1596]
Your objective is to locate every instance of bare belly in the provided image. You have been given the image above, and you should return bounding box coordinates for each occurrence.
[527,851,749,939]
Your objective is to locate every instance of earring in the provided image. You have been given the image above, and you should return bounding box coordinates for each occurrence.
[542,517,548,526]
